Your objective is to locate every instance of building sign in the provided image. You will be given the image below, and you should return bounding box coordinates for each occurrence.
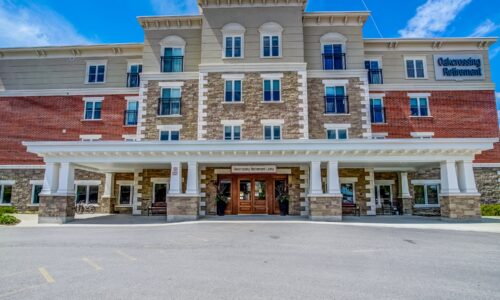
[231,165,277,174]
[433,54,484,81]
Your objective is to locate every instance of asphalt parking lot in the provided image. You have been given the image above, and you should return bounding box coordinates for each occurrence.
[1,222,499,299]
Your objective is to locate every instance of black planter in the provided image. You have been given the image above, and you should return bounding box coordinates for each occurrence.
[216,201,227,216]
[279,201,289,216]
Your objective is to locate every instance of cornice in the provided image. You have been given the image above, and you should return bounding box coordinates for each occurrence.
[0,87,139,97]
[303,12,370,27]
[137,16,203,30]
[198,0,307,9]
[364,38,497,51]
[369,83,496,92]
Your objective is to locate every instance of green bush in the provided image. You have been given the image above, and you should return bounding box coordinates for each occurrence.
[481,204,500,216]
[0,214,20,225]
[0,206,16,215]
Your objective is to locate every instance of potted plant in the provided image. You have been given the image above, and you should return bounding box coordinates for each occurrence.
[214,182,229,216]
[276,183,290,216]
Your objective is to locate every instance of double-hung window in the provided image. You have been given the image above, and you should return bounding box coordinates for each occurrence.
[84,99,102,120]
[160,130,180,141]
[405,57,426,79]
[327,128,348,140]
[225,36,242,58]
[127,64,142,87]
[325,86,348,114]
[159,88,181,116]
[118,184,133,206]
[162,47,184,73]
[365,60,383,84]
[224,125,241,141]
[31,184,43,205]
[86,62,106,84]
[410,97,430,117]
[262,35,280,57]
[370,98,385,123]
[225,80,242,102]
[414,184,440,207]
[263,79,280,102]
[323,44,345,70]
[264,125,281,140]
[124,101,139,126]
[76,185,99,205]
[0,183,13,205]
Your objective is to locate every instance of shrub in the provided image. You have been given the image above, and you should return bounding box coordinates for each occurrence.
[481,204,500,216]
[0,206,16,215]
[0,214,20,225]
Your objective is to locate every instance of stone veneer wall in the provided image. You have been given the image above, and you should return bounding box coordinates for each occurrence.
[138,169,187,215]
[307,78,366,139]
[408,167,441,216]
[166,196,199,222]
[440,195,481,219]
[38,195,75,224]
[113,173,134,214]
[203,72,302,140]
[141,80,199,141]
[309,196,342,221]
[474,167,500,204]
[321,168,370,215]
[75,170,107,213]
[374,172,401,213]
[0,168,44,212]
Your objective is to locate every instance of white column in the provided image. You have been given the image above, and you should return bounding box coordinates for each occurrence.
[440,160,461,195]
[41,162,60,195]
[309,161,323,195]
[185,161,199,195]
[169,161,182,194]
[457,160,479,194]
[327,161,341,195]
[132,170,141,216]
[102,173,114,198]
[56,162,75,195]
[400,172,411,198]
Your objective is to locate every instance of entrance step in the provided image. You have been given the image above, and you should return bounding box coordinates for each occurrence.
[200,215,308,221]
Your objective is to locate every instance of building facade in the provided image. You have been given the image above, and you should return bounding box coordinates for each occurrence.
[0,0,499,223]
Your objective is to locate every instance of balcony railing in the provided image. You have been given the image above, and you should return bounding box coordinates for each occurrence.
[161,56,184,73]
[324,96,349,114]
[158,98,181,116]
[368,69,384,84]
[127,73,140,88]
[322,53,346,70]
[370,106,386,123]
[124,110,138,126]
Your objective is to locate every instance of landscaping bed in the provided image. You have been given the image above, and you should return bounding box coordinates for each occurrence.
[0,207,20,225]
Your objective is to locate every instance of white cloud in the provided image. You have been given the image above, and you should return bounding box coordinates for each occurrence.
[150,0,199,15]
[0,0,93,47]
[470,19,500,37]
[398,0,472,38]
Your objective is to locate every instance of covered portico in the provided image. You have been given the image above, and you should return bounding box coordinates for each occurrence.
[24,138,496,223]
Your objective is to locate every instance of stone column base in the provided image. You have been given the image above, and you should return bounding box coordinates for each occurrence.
[440,195,481,220]
[309,195,342,222]
[400,197,413,215]
[39,195,75,224]
[167,195,199,222]
[100,196,115,213]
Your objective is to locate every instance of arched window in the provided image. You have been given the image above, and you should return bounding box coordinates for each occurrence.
[221,23,246,58]
[159,35,186,72]
[259,22,283,58]
[320,33,348,70]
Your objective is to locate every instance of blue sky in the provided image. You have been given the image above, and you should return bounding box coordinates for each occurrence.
[1,0,499,111]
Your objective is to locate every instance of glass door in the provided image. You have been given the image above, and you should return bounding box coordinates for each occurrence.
[375,185,392,209]
[253,179,268,214]
[238,179,252,214]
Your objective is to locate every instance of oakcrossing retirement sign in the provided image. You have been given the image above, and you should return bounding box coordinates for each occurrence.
[433,54,484,81]
[231,165,277,174]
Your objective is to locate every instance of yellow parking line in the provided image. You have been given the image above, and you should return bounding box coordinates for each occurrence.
[82,257,103,271]
[115,250,137,261]
[38,267,55,284]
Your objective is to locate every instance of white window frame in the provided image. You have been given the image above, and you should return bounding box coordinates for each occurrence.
[223,35,244,59]
[127,59,143,73]
[259,22,283,58]
[261,74,283,102]
[369,96,385,124]
[364,57,383,69]
[30,180,44,206]
[75,183,100,205]
[85,60,107,84]
[224,79,243,102]
[404,56,428,79]
[326,128,349,140]
[117,181,134,207]
[340,177,357,204]
[223,125,241,141]
[221,23,246,59]
[159,130,180,141]
[261,119,284,141]
[122,134,139,142]
[411,180,441,208]
[152,180,169,203]
[80,134,102,142]
[159,36,186,58]
[411,132,434,139]
[371,132,388,139]
[83,97,103,121]
[409,93,431,117]
[0,180,15,206]
[324,124,350,140]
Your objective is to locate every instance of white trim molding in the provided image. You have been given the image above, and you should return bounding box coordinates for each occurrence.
[260,119,285,125]
[221,74,245,80]
[158,81,184,88]
[408,93,432,98]
[411,132,435,138]
[0,180,16,185]
[260,73,284,79]
[157,124,183,131]
[324,123,352,130]
[75,180,101,186]
[221,120,244,126]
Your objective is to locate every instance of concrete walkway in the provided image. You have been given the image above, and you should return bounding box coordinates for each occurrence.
[5,213,500,233]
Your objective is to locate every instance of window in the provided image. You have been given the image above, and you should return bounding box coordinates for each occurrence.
[323,44,345,70]
[160,130,180,141]
[325,86,348,114]
[225,36,242,58]
[86,61,106,84]
[118,185,133,206]
[225,80,242,102]
[370,98,385,123]
[262,35,280,57]
[31,184,43,205]
[84,99,102,120]
[371,133,388,140]
[76,185,99,204]
[0,184,12,205]
[162,47,184,72]
[405,57,426,79]
[153,183,167,203]
[127,64,142,87]
[327,128,348,140]
[414,184,440,207]
[365,60,383,84]
[410,97,430,117]
[124,101,139,126]
[159,88,181,115]
[263,79,281,102]
[224,125,241,141]
[341,183,355,204]
[264,125,281,140]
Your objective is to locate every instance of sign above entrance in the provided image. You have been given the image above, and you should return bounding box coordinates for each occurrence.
[231,165,277,174]
[433,54,484,81]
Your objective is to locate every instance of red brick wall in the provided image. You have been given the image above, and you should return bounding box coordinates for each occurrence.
[0,95,137,165]
[475,140,500,163]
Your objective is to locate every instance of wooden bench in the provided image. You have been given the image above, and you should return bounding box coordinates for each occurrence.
[148,202,167,216]
[342,203,361,216]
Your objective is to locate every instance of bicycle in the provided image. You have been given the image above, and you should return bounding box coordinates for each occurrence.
[76,200,96,214]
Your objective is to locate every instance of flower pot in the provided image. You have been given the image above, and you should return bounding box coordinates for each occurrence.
[279,201,289,216]
[216,201,227,216]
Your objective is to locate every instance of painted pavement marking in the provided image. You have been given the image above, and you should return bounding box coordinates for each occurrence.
[82,257,103,271]
[38,267,55,284]
[115,250,137,261]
